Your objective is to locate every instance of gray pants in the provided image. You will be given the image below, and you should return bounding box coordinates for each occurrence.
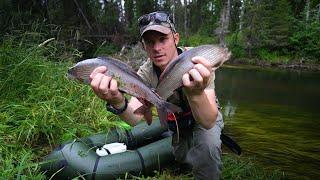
[172,112,224,180]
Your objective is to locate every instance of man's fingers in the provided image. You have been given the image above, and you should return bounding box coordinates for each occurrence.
[192,56,211,69]
[109,79,119,96]
[194,64,211,78]
[90,66,107,80]
[188,69,203,84]
[90,73,104,91]
[99,75,112,94]
[182,73,192,87]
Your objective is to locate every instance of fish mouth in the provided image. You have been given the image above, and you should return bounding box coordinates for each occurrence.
[66,68,76,80]
[66,73,75,80]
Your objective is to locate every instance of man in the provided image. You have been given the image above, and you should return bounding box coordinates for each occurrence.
[90,11,224,180]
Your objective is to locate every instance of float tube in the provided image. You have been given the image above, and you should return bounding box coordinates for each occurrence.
[40,119,173,179]
[41,118,241,179]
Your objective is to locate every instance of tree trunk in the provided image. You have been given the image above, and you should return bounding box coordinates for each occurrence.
[317,3,320,21]
[73,0,93,31]
[239,0,244,31]
[218,0,231,47]
[124,0,134,27]
[306,0,310,22]
[184,0,188,38]
[171,0,175,23]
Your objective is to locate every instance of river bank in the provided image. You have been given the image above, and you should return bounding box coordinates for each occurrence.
[227,58,320,72]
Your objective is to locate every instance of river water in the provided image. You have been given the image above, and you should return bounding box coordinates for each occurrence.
[215,66,320,179]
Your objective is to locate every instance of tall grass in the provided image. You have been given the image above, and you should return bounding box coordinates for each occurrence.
[0,35,125,177]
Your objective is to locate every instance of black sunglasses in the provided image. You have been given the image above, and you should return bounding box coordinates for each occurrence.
[138,12,174,28]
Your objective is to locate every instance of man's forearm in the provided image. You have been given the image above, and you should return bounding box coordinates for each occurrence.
[112,97,144,126]
[186,89,218,129]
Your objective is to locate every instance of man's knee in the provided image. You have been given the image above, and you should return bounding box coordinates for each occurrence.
[186,143,222,180]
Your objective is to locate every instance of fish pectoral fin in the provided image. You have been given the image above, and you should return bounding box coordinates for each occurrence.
[133,105,146,115]
[133,101,153,125]
[134,98,152,114]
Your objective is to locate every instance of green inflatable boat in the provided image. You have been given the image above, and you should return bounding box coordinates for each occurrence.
[40,119,174,179]
[41,118,241,179]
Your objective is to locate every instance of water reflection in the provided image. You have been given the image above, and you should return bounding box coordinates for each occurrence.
[215,67,320,179]
[223,100,237,118]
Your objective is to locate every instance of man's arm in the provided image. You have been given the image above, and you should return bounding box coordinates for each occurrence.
[182,56,218,129]
[114,97,144,126]
[90,66,144,126]
[185,89,218,129]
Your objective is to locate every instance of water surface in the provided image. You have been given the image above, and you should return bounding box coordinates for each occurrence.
[215,66,320,179]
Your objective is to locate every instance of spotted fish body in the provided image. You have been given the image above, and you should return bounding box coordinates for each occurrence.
[67,57,181,125]
[156,45,231,100]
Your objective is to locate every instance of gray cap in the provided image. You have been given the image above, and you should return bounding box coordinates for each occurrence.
[140,24,172,38]
[139,12,176,39]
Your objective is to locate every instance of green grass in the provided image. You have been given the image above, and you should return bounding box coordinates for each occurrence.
[257,49,291,64]
[0,34,285,179]
[0,36,126,178]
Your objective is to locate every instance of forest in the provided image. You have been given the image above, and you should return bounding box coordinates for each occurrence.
[1,0,319,65]
[0,0,319,179]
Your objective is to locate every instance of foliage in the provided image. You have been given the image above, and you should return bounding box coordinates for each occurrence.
[93,41,121,57]
[257,49,291,64]
[1,0,320,63]
[289,11,320,61]
[0,35,127,177]
[180,33,218,47]
[226,32,247,59]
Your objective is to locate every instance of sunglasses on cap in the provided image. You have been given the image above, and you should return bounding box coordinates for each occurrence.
[138,11,176,32]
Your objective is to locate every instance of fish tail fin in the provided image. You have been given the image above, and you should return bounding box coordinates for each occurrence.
[213,49,231,70]
[144,109,153,125]
[156,108,168,126]
[157,101,182,126]
[162,101,182,113]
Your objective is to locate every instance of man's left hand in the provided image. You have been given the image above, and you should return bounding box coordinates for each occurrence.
[182,56,213,96]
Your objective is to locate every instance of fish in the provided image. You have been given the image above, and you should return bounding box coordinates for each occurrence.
[156,45,231,100]
[67,57,182,125]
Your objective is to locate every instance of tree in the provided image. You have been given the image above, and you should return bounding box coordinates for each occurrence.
[124,0,134,28]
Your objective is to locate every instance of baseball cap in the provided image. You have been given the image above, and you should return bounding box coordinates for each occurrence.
[138,11,176,39]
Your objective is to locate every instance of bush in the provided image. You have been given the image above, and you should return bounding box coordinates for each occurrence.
[289,15,320,61]
[93,41,121,57]
[257,49,290,64]
[179,33,218,47]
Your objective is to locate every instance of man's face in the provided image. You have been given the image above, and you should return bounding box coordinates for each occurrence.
[142,30,179,71]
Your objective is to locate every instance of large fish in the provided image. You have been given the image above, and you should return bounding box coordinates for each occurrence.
[156,45,231,100]
[67,57,182,125]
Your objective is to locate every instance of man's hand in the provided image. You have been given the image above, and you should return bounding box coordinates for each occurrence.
[90,66,125,108]
[182,56,213,96]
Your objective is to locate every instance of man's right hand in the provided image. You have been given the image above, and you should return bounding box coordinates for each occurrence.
[90,66,125,108]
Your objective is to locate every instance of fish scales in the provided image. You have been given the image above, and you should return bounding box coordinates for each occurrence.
[69,57,157,106]
[156,45,231,100]
[67,57,182,125]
